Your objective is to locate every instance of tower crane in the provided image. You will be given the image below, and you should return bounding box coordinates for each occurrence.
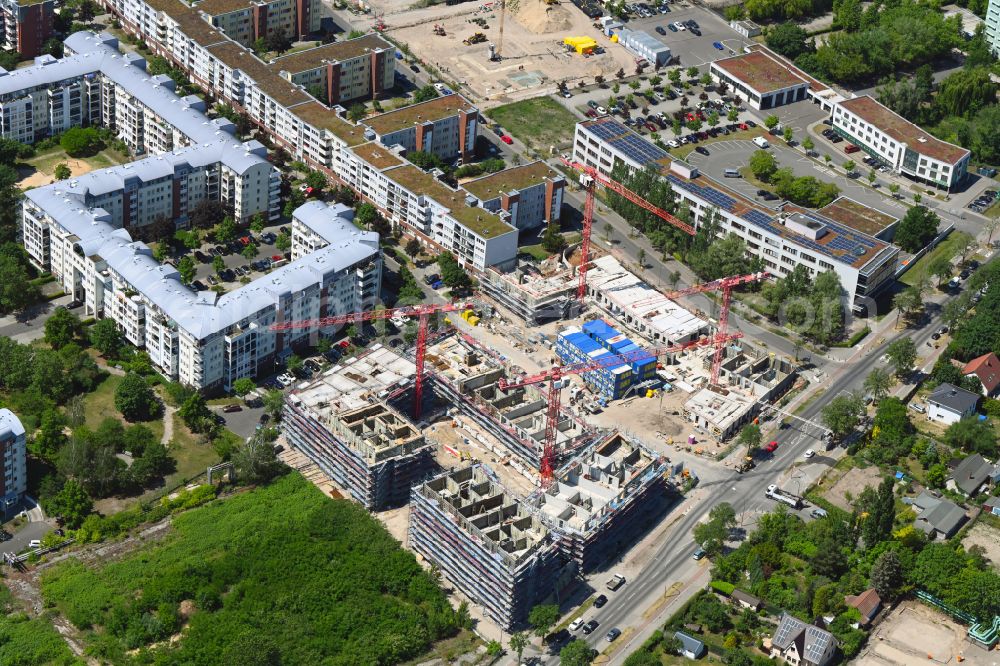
[629,272,769,386]
[560,157,696,302]
[498,332,742,480]
[270,301,475,420]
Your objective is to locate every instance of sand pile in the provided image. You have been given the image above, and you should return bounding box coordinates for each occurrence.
[515,0,574,34]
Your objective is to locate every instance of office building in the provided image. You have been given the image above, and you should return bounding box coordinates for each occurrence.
[832,95,970,191]
[617,29,671,67]
[0,409,27,513]
[572,118,899,302]
[709,44,840,111]
[461,161,565,231]
[0,0,53,58]
[409,464,569,630]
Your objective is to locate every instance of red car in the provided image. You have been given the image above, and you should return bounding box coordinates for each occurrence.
[271,254,283,262]
[764,441,779,453]
[844,144,860,154]
[239,236,250,246]
[501,135,513,145]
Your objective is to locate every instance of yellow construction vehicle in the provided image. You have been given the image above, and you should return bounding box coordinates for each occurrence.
[464,32,487,45]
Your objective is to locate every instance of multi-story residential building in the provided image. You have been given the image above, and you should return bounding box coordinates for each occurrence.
[270,33,394,106]
[0,409,27,514]
[461,161,565,231]
[197,0,319,48]
[572,118,899,303]
[832,95,970,191]
[986,0,1000,55]
[24,190,380,391]
[0,0,53,58]
[362,94,479,162]
[409,465,570,630]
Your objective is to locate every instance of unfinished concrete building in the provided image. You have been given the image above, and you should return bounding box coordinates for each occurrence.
[409,464,569,629]
[426,335,593,471]
[480,261,577,325]
[281,345,435,510]
[681,341,798,440]
[529,432,670,573]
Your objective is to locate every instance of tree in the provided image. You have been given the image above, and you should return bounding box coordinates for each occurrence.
[437,252,472,289]
[89,318,123,358]
[748,150,777,181]
[727,107,739,122]
[249,213,265,233]
[893,287,922,320]
[822,393,865,440]
[233,429,285,484]
[541,222,567,254]
[528,604,560,640]
[404,239,421,257]
[783,126,794,143]
[560,639,595,666]
[842,159,855,175]
[216,216,238,243]
[870,550,902,599]
[764,115,780,130]
[212,254,226,275]
[860,368,893,411]
[603,223,614,242]
[0,251,40,314]
[929,255,954,287]
[885,338,917,378]
[275,231,291,252]
[413,85,439,103]
[232,378,256,398]
[60,127,102,157]
[802,136,814,152]
[114,372,161,421]
[44,307,82,349]
[177,255,196,284]
[895,206,940,252]
[944,417,997,457]
[766,22,811,59]
[687,118,703,132]
[54,163,71,180]
[44,478,92,529]
[33,409,67,460]
[857,476,896,549]
[738,423,762,457]
[694,502,736,556]
[178,392,213,433]
[241,242,258,260]
[926,462,947,488]
[262,389,285,419]
[889,183,900,198]
[509,632,528,665]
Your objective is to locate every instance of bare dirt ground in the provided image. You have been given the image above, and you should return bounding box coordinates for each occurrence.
[17,158,96,189]
[961,521,1000,569]
[854,600,995,666]
[822,464,882,511]
[377,0,635,104]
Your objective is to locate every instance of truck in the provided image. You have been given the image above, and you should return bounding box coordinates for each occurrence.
[735,457,755,474]
[765,484,803,509]
[606,574,626,591]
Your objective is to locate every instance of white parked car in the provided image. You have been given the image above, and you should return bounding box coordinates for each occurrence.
[804,449,815,459]
[569,618,584,632]
[277,373,296,386]
[674,21,686,30]
[596,106,607,115]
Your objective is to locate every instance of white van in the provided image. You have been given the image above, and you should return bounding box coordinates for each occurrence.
[753,136,770,149]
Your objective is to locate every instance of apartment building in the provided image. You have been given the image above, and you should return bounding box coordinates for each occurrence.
[409,465,570,629]
[24,189,380,391]
[573,118,899,302]
[0,32,235,152]
[0,0,53,58]
[270,33,394,106]
[832,95,970,191]
[362,94,479,162]
[0,409,27,514]
[461,161,565,231]
[985,0,1000,55]
[197,0,319,47]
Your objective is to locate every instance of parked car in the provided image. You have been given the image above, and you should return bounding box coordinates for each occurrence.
[223,404,243,413]
[569,618,584,632]
[423,273,441,285]
[695,146,710,156]
[672,20,685,30]
[582,620,600,635]
[804,449,815,458]
[655,25,666,34]
[594,594,608,608]
[693,546,707,560]
[606,628,622,642]
[764,440,779,453]
[844,144,860,153]
[713,41,724,50]
[587,100,599,109]
[810,508,828,519]
[908,402,926,414]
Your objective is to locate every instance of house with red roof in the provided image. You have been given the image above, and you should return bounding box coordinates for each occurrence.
[962,352,1000,397]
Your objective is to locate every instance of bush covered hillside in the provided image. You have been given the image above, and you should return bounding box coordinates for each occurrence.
[40,474,462,664]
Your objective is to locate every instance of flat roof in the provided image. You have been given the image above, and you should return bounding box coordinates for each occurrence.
[351,141,404,169]
[462,161,559,201]
[147,0,228,46]
[817,197,897,236]
[289,101,367,145]
[209,41,310,107]
[385,164,513,239]
[363,94,474,136]
[837,95,970,165]
[712,49,809,94]
[196,0,254,16]
[270,34,392,74]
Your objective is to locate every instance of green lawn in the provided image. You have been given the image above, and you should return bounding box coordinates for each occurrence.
[487,96,580,153]
[899,230,973,287]
[137,414,219,503]
[84,374,165,444]
[20,146,128,183]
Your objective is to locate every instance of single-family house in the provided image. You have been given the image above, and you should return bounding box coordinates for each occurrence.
[732,589,763,611]
[962,352,1000,397]
[673,631,707,659]
[908,490,968,539]
[950,453,995,497]
[770,613,836,666]
[927,383,980,425]
[845,588,882,626]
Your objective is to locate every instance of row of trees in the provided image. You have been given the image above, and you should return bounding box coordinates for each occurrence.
[758,265,845,344]
[748,150,840,208]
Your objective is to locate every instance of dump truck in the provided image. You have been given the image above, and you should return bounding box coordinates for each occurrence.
[464,32,487,45]
[765,484,803,509]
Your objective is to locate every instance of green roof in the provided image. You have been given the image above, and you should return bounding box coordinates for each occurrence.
[462,161,559,201]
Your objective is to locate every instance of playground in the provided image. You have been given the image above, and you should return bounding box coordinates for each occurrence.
[855,600,995,666]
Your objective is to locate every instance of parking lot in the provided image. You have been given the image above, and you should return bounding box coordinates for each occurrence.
[622,1,751,68]
[187,224,290,292]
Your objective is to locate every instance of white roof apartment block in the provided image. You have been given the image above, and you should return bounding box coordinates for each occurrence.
[0,409,24,440]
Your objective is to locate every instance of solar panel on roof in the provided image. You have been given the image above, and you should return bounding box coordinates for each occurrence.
[587,120,629,142]
[608,134,670,166]
[668,175,738,212]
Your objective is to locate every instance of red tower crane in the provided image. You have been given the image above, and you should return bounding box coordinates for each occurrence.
[497,332,742,480]
[631,272,769,386]
[270,301,475,420]
[560,157,696,302]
